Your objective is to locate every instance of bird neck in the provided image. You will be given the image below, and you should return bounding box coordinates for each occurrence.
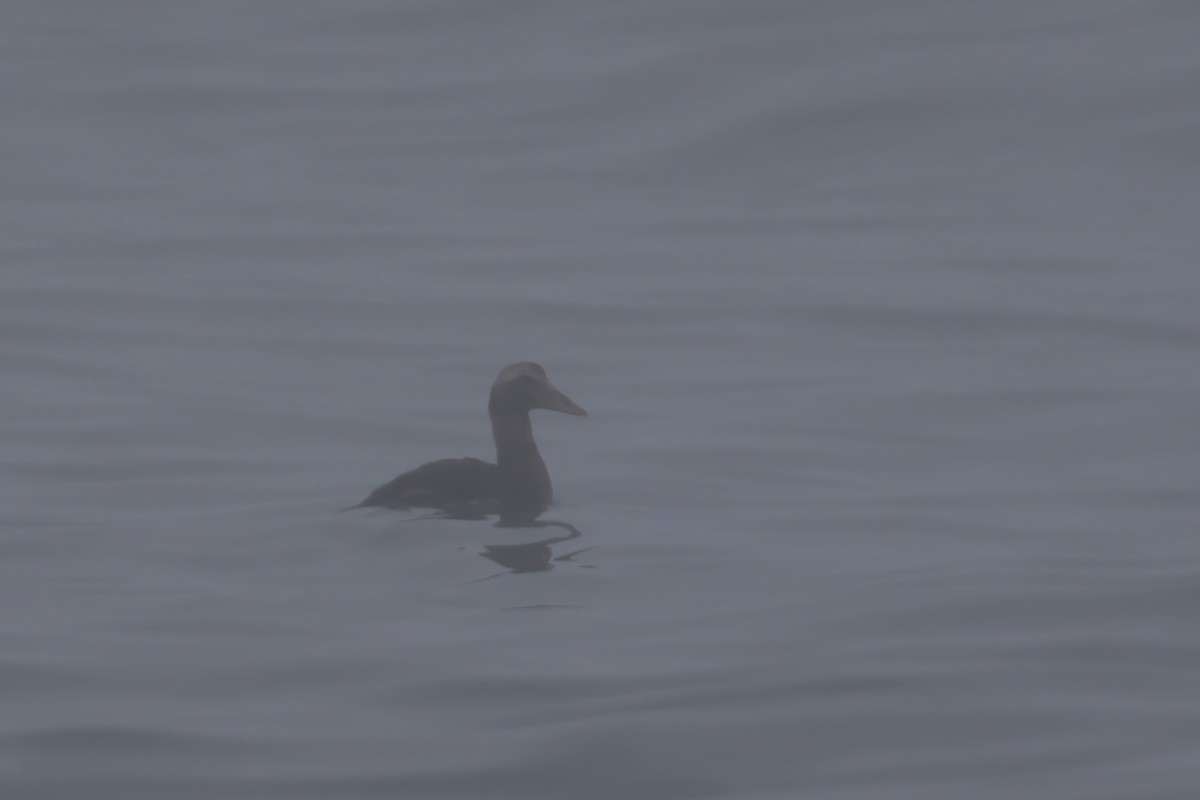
[490,409,543,470]
[489,409,554,524]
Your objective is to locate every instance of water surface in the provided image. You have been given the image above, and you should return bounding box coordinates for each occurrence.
[3,2,1200,798]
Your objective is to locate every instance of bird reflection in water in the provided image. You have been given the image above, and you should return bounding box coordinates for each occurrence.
[473,519,593,579]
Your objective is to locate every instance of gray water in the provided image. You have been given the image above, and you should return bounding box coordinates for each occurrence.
[4,1,1200,798]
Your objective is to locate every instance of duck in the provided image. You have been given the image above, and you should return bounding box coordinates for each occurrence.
[351,362,586,524]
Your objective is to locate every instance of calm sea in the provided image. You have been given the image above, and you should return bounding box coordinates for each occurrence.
[3,1,1200,798]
